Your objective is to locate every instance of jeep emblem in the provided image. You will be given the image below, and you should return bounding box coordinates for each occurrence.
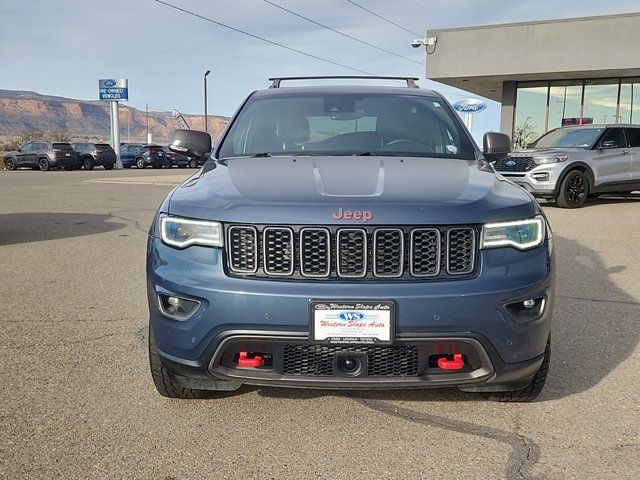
[332,208,373,222]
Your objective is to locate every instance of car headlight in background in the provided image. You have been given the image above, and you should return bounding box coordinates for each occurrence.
[481,216,545,250]
[534,155,568,165]
[159,215,223,248]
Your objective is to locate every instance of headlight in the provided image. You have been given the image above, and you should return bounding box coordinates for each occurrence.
[159,215,223,248]
[534,155,568,165]
[481,216,545,250]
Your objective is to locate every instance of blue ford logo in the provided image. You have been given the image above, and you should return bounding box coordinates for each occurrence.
[338,311,366,321]
[452,99,487,113]
[506,160,516,167]
[104,79,117,87]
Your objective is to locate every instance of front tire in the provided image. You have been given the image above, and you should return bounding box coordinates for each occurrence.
[38,158,51,171]
[189,159,198,168]
[149,326,212,399]
[136,158,146,169]
[556,170,589,208]
[4,157,17,170]
[485,338,550,403]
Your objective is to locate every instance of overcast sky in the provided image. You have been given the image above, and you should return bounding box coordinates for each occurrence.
[2,0,639,140]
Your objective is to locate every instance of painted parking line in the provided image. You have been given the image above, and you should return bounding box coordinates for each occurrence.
[85,175,191,186]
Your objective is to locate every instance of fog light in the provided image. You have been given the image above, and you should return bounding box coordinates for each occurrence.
[504,296,546,323]
[531,172,549,182]
[158,294,201,321]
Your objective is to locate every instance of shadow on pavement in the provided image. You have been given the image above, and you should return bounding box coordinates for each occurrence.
[540,193,640,208]
[0,212,126,246]
[252,235,640,402]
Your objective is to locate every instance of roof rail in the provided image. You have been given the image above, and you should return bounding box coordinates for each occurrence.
[268,76,420,89]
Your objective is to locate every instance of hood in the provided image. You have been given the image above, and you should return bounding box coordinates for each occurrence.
[167,156,536,225]
[510,147,583,156]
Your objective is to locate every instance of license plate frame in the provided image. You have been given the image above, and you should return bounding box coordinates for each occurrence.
[309,300,395,345]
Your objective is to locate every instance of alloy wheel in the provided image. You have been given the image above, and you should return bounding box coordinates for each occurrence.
[39,158,50,171]
[566,174,586,205]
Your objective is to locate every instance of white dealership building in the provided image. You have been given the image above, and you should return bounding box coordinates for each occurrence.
[425,12,640,146]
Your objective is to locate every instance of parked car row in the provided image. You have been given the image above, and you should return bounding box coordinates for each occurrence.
[3,141,205,171]
[3,142,78,171]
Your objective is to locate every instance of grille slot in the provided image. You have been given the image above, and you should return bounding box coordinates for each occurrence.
[336,229,367,278]
[227,226,258,273]
[299,228,330,277]
[262,227,294,275]
[373,229,404,277]
[282,344,419,376]
[493,156,536,172]
[410,228,441,277]
[446,228,476,275]
[226,224,477,280]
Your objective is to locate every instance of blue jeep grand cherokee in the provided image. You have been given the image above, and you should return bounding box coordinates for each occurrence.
[147,77,554,402]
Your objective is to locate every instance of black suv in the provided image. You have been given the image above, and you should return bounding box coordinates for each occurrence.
[71,142,116,170]
[3,142,78,171]
[120,144,166,169]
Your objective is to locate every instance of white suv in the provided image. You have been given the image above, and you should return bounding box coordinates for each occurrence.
[493,125,640,208]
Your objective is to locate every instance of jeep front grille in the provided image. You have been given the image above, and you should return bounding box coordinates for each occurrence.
[227,226,258,273]
[226,224,477,280]
[493,156,536,172]
[337,229,367,278]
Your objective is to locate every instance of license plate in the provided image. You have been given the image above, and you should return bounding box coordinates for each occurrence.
[310,301,394,345]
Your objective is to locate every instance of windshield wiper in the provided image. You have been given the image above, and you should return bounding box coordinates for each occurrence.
[252,152,272,157]
[354,151,377,156]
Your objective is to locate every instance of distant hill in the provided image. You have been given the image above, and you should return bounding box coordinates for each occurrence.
[0,89,229,145]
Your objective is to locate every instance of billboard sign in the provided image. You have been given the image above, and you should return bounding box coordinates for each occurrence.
[99,78,128,101]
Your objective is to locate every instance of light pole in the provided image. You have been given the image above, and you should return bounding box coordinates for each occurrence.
[204,70,211,134]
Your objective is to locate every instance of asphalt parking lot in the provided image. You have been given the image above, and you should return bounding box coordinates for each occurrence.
[1,169,639,479]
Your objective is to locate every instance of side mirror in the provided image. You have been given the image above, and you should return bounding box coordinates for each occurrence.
[483,132,511,156]
[169,129,212,159]
[599,140,617,149]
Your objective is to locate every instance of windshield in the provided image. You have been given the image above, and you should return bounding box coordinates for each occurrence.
[532,127,604,149]
[218,93,476,160]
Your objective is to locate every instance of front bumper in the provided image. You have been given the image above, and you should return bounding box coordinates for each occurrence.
[498,165,564,197]
[147,237,554,389]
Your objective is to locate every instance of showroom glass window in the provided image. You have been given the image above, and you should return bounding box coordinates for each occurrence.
[513,83,548,149]
[514,78,640,144]
[619,79,640,124]
[548,81,582,130]
[582,80,619,124]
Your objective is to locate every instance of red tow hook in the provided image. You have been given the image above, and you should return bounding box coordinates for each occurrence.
[238,351,263,368]
[437,353,465,371]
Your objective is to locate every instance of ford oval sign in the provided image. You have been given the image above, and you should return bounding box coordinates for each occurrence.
[338,311,366,321]
[104,79,117,87]
[452,98,487,114]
